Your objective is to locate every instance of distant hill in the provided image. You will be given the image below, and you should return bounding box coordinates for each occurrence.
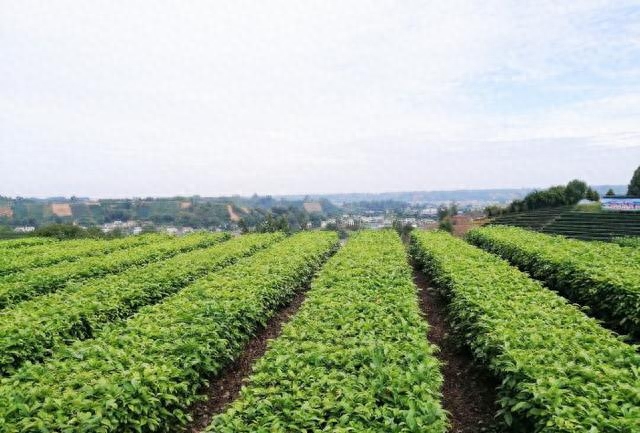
[280,185,627,205]
[0,186,627,228]
[0,195,339,229]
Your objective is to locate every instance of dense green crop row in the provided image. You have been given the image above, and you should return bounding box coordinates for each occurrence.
[0,231,338,432]
[411,230,640,432]
[0,237,57,250]
[210,230,446,433]
[0,232,228,309]
[614,236,640,248]
[0,233,282,375]
[467,226,640,337]
[0,234,166,276]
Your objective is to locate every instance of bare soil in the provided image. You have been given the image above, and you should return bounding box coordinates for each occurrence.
[226,204,241,222]
[413,266,504,433]
[182,290,307,433]
[51,203,72,217]
[181,261,504,433]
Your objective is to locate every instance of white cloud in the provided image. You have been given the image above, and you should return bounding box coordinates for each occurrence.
[1,0,639,197]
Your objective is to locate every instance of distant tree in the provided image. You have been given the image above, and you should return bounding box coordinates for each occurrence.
[585,188,600,201]
[485,205,505,217]
[501,179,597,215]
[84,226,104,238]
[238,218,249,234]
[32,223,85,240]
[437,203,458,221]
[257,213,290,234]
[605,188,616,197]
[438,219,453,233]
[141,225,157,234]
[565,179,589,204]
[628,166,640,197]
[392,219,414,241]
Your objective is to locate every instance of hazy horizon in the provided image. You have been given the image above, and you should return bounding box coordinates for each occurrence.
[2,1,640,197]
[2,184,629,202]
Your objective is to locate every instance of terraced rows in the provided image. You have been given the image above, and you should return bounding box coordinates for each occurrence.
[467,225,640,337]
[0,233,283,375]
[0,231,228,309]
[0,231,338,432]
[411,230,640,432]
[0,234,165,276]
[1,228,638,432]
[615,236,640,247]
[210,230,446,432]
[0,237,58,250]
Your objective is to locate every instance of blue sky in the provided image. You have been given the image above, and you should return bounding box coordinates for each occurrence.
[1,0,639,197]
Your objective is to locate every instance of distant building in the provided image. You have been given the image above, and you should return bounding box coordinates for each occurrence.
[420,207,438,216]
[602,197,640,211]
[14,226,35,233]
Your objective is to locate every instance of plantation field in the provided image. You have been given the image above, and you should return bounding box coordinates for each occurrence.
[467,226,640,338]
[0,229,638,432]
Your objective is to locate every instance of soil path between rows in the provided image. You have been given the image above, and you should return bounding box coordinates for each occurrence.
[182,258,503,432]
[413,265,503,433]
[183,289,307,433]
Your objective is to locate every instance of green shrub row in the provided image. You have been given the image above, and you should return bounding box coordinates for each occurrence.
[0,233,283,376]
[210,230,446,433]
[411,230,640,432]
[0,232,228,309]
[0,231,338,432]
[467,225,640,337]
[0,234,165,276]
[0,237,57,250]
[613,236,640,248]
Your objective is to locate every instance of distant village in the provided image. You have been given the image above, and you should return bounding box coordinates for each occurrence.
[4,197,489,235]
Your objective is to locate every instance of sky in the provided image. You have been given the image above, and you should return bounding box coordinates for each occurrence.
[1,0,640,198]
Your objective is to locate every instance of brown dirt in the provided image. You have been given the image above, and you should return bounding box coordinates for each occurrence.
[0,206,13,218]
[226,204,241,222]
[182,290,308,433]
[413,266,504,433]
[302,202,322,213]
[51,203,72,217]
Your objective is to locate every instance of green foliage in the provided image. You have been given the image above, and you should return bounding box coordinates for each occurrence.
[585,187,600,201]
[0,234,166,276]
[499,179,599,215]
[574,201,602,212]
[613,236,640,248]
[484,204,506,217]
[257,213,290,233]
[0,233,281,375]
[31,223,115,240]
[392,219,415,241]
[606,188,616,197]
[438,219,453,233]
[0,237,57,249]
[0,232,226,309]
[437,203,458,220]
[210,230,446,432]
[411,230,640,432]
[0,231,338,432]
[467,226,640,337]
[628,165,640,197]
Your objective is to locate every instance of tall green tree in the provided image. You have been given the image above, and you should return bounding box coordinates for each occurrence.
[565,179,589,203]
[628,166,640,197]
